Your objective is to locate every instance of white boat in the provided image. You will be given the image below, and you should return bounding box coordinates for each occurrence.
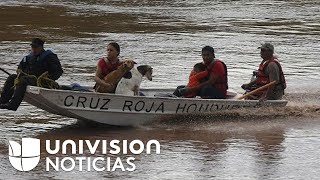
[24,86,287,126]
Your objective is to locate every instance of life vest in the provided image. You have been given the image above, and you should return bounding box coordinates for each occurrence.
[256,58,286,90]
[98,58,121,77]
[207,59,228,90]
[20,50,54,76]
[24,50,53,61]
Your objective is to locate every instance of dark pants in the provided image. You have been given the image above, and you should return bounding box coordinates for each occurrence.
[173,85,225,99]
[199,85,225,99]
[0,74,36,110]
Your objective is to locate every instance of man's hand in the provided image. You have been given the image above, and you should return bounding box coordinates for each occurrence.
[178,88,188,96]
[241,83,250,90]
[41,71,49,78]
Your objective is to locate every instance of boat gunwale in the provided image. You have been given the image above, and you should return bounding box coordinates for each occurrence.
[26,85,288,104]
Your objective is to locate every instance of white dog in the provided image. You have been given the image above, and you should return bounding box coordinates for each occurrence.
[115,65,153,96]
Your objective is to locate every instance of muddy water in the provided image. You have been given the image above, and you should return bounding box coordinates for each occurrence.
[0,0,320,179]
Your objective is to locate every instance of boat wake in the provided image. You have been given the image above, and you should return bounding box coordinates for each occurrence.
[147,92,320,127]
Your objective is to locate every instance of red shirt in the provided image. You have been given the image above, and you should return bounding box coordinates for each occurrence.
[97,58,121,77]
[207,59,227,97]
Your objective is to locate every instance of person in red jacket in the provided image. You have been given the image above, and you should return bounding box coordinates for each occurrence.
[175,46,228,99]
[241,43,286,100]
[183,63,208,98]
[201,46,228,99]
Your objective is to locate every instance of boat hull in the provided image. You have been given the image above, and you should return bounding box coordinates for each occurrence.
[24,86,288,126]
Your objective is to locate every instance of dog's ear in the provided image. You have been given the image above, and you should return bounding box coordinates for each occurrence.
[133,61,137,64]
[137,65,147,75]
[137,65,153,76]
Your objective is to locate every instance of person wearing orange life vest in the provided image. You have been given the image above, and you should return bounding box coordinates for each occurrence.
[183,63,208,98]
[241,43,286,100]
[94,42,122,91]
[179,46,228,99]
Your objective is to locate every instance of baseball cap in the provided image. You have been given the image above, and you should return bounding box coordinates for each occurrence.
[258,43,274,52]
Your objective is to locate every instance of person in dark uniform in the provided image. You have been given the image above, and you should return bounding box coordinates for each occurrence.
[0,38,63,111]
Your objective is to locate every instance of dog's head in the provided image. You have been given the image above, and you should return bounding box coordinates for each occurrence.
[120,60,136,71]
[137,65,153,81]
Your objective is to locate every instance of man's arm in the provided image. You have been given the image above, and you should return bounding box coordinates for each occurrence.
[47,53,63,80]
[16,57,26,74]
[188,73,218,93]
[241,79,257,90]
[189,71,209,83]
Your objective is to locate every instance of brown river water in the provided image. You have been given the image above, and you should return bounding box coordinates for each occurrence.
[0,0,320,179]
